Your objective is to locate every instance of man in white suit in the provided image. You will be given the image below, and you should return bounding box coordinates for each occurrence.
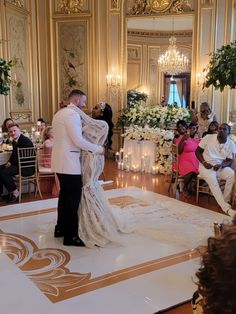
[52,90,104,246]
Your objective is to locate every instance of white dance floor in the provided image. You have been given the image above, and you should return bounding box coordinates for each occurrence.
[0,187,231,314]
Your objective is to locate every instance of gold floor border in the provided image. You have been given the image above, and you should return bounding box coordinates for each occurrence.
[0,232,199,303]
[0,208,56,221]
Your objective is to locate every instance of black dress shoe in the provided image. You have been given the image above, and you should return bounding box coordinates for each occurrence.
[63,237,85,247]
[54,226,64,238]
[7,195,19,203]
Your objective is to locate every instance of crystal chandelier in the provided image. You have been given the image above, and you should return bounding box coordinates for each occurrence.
[158,35,189,75]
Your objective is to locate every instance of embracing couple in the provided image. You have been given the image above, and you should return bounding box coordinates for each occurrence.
[52,89,106,247]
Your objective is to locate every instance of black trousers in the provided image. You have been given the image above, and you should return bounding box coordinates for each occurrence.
[0,164,18,194]
[56,173,82,239]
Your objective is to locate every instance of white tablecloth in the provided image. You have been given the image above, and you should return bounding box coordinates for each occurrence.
[0,152,11,165]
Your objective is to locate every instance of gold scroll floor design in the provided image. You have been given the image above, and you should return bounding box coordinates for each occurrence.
[0,232,199,303]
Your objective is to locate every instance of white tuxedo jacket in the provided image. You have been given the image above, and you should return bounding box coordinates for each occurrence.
[51,104,103,174]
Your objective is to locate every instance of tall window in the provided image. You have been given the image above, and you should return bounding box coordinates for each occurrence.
[167,81,181,107]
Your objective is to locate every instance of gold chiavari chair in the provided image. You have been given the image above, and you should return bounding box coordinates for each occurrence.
[17,147,42,203]
[168,144,184,196]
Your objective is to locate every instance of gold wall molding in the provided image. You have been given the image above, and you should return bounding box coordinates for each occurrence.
[111,0,120,10]
[58,0,83,14]
[56,0,91,14]
[10,110,32,123]
[6,0,25,8]
[128,29,193,38]
[127,0,192,15]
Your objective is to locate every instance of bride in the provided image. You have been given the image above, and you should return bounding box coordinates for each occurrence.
[71,105,122,248]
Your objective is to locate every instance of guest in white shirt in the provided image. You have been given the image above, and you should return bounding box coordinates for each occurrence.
[195,123,236,217]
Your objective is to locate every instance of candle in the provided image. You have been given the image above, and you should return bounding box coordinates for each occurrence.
[123,154,128,165]
[151,165,156,174]
[118,162,121,170]
[125,165,130,172]
[141,156,145,172]
[119,148,124,162]
[120,162,124,170]
[115,152,119,162]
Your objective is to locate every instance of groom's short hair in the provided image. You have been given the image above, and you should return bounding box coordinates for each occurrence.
[68,89,86,98]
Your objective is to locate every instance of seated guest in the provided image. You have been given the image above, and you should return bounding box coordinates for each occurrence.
[202,121,219,138]
[42,126,54,167]
[92,102,114,151]
[192,220,236,314]
[1,118,14,133]
[195,123,236,217]
[192,102,217,138]
[37,118,46,133]
[176,122,200,198]
[0,123,34,202]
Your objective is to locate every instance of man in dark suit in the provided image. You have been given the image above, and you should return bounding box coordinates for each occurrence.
[0,123,34,203]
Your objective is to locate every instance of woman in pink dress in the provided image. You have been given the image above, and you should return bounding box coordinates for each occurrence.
[176,122,200,198]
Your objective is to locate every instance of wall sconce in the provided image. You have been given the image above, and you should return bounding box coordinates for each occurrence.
[106,73,121,96]
[196,68,208,88]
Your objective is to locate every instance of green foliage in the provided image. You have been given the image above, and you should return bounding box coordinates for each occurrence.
[127,89,148,108]
[0,58,13,96]
[204,41,236,92]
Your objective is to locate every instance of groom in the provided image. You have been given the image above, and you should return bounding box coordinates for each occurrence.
[52,89,104,246]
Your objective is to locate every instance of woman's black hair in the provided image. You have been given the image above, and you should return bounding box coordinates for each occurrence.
[97,103,114,149]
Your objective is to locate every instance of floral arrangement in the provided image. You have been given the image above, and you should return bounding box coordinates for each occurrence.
[0,58,13,96]
[127,89,148,108]
[122,125,174,174]
[117,104,191,129]
[204,40,236,91]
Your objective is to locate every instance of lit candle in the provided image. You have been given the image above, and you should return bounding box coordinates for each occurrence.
[151,165,156,174]
[120,162,124,170]
[118,162,121,170]
[115,152,119,162]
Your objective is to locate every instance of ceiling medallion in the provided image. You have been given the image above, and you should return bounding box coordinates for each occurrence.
[59,0,83,14]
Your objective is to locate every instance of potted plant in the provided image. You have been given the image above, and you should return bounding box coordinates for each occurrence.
[204,40,236,92]
[0,58,13,95]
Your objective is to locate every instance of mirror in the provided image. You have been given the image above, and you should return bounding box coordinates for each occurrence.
[127,14,193,108]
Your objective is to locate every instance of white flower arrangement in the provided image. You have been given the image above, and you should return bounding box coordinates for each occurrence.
[122,126,174,174]
[118,105,191,129]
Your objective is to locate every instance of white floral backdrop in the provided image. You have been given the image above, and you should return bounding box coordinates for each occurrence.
[119,106,191,174]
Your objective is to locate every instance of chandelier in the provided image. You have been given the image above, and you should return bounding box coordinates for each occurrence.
[158,35,189,75]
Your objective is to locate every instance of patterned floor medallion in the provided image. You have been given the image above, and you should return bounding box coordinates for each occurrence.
[0,231,199,303]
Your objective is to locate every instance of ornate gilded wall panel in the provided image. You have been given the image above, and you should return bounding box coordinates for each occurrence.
[57,21,88,100]
[55,0,89,14]
[111,0,120,10]
[6,0,25,9]
[127,0,193,15]
[6,6,32,121]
